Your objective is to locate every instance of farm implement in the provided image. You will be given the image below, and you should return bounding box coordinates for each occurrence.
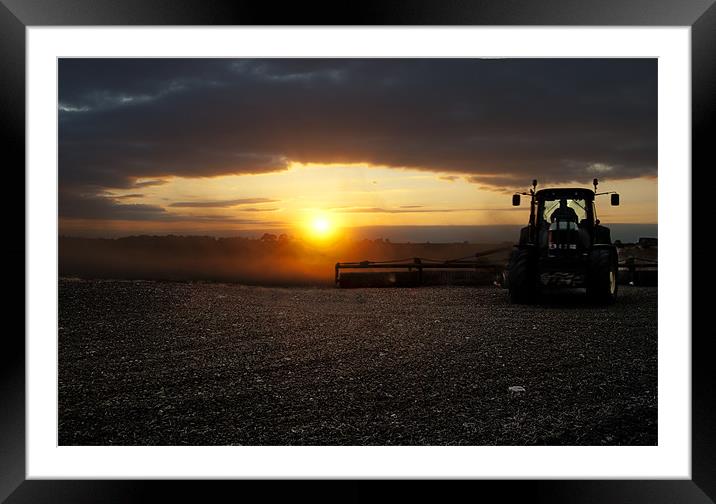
[335,247,510,288]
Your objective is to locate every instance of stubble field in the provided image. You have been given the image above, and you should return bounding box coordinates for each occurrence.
[59,279,657,445]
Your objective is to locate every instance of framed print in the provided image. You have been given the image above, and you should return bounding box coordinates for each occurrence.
[4,0,713,501]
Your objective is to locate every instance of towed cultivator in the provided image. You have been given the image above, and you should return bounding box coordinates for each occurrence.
[335,247,510,288]
[335,252,657,289]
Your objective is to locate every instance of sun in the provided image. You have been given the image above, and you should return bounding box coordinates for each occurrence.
[312,217,331,235]
[305,213,339,241]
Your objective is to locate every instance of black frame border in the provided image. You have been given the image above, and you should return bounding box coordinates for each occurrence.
[4,1,713,502]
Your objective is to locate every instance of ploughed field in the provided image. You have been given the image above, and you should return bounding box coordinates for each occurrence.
[59,279,657,445]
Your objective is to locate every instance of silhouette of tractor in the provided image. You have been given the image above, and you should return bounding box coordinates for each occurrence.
[505,178,620,304]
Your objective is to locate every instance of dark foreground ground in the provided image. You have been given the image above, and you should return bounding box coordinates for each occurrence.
[59,280,657,445]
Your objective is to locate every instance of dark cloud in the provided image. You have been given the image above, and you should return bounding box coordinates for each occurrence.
[466,174,527,187]
[169,197,278,208]
[59,191,283,224]
[59,58,657,218]
[175,215,284,225]
[111,193,145,199]
[132,179,169,188]
[59,191,169,221]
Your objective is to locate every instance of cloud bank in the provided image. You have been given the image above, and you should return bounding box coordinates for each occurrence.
[59,58,657,220]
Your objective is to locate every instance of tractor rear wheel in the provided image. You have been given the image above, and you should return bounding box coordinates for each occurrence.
[507,248,537,304]
[587,248,618,304]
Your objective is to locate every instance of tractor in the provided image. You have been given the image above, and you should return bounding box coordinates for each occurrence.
[505,178,620,304]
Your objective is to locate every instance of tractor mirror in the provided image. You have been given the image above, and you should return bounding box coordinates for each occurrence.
[512,194,521,206]
[611,193,620,206]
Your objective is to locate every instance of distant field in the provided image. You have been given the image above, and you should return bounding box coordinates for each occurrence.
[59,280,657,445]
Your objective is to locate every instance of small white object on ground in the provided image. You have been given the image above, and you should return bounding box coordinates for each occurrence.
[508,386,526,393]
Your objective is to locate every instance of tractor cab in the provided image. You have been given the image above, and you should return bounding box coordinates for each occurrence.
[535,188,595,253]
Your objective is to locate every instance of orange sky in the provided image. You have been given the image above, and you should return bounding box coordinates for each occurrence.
[60,162,657,239]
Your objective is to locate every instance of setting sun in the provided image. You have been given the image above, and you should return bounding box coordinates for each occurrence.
[304,213,341,242]
[312,217,331,235]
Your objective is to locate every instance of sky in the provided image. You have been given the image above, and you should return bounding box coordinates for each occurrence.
[58,58,657,240]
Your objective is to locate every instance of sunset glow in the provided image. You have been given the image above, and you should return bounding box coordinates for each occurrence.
[301,211,342,242]
[58,59,658,241]
[92,164,657,237]
[310,215,332,237]
[312,217,329,232]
